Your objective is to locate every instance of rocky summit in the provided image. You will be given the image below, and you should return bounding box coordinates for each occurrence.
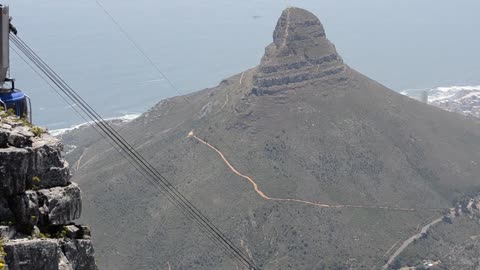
[253,7,345,95]
[0,111,97,270]
[63,7,480,270]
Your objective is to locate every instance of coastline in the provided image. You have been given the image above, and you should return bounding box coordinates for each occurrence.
[49,113,141,137]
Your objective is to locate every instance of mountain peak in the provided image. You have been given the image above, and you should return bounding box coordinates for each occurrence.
[253,7,345,95]
[273,7,327,49]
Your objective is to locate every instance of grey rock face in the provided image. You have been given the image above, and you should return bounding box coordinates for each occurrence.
[63,225,79,239]
[38,184,82,225]
[61,240,98,270]
[4,239,61,270]
[12,190,40,227]
[0,115,97,270]
[253,7,345,95]
[0,128,8,147]
[33,139,72,189]
[0,196,13,221]
[13,184,81,227]
[7,130,31,148]
[3,239,97,270]
[58,252,73,270]
[0,148,31,196]
[0,133,70,196]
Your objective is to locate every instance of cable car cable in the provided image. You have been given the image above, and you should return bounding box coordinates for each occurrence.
[10,46,235,264]
[11,35,256,270]
[11,34,260,270]
[10,36,252,269]
[12,31,252,267]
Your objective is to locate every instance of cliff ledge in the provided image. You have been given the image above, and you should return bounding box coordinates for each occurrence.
[0,110,97,270]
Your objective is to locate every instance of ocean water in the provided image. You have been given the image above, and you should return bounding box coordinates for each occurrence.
[5,0,480,129]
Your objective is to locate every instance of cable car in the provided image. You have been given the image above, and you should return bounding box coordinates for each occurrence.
[0,81,32,122]
[0,5,31,122]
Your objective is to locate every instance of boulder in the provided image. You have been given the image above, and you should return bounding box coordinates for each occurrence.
[61,239,98,270]
[7,126,33,148]
[12,126,34,139]
[39,162,71,189]
[63,225,80,239]
[37,183,81,225]
[0,226,15,239]
[3,239,61,270]
[7,133,29,149]
[79,226,91,239]
[13,184,81,227]
[32,138,71,189]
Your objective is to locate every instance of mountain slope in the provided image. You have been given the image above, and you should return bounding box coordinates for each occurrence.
[64,7,480,270]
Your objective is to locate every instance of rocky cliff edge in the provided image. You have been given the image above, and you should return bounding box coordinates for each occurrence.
[0,111,97,270]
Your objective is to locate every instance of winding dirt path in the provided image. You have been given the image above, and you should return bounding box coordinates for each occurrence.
[188,131,432,212]
[382,216,444,269]
[383,239,402,258]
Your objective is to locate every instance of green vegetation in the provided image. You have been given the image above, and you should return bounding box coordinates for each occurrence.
[32,176,41,190]
[0,109,44,134]
[29,176,42,191]
[0,239,7,270]
[5,109,15,117]
[30,126,44,137]
[32,230,49,239]
[57,227,68,238]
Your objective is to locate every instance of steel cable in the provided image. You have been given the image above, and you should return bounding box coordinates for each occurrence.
[11,34,260,270]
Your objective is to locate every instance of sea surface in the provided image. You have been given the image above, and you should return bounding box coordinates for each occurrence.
[5,0,480,129]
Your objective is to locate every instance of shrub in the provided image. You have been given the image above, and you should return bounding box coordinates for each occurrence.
[30,126,43,137]
[0,239,6,270]
[5,109,15,117]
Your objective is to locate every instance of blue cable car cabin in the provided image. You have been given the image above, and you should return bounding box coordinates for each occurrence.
[0,88,31,121]
[0,5,32,123]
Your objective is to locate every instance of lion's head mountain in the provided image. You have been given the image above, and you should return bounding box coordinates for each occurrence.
[59,7,480,270]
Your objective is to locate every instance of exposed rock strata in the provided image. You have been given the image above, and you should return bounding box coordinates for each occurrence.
[0,112,97,270]
[252,7,346,95]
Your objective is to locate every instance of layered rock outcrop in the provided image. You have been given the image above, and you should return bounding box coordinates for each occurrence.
[252,7,346,95]
[0,111,97,270]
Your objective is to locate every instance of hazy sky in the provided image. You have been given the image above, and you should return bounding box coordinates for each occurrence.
[6,0,480,126]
